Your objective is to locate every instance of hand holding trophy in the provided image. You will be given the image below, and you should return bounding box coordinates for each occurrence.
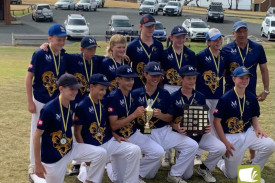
[144,99,154,134]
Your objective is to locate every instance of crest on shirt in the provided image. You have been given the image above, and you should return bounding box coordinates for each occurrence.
[74,73,87,95]
[229,62,240,74]
[226,117,249,134]
[231,100,237,108]
[109,65,116,71]
[89,106,94,113]
[137,47,143,54]
[205,56,212,63]
[56,113,61,120]
[138,96,145,103]
[50,130,72,157]
[120,99,125,106]
[45,54,52,62]
[203,70,219,94]
[175,100,183,107]
[168,53,173,60]
[166,68,181,85]
[136,62,146,85]
[42,71,57,96]
[230,48,237,54]
[89,122,105,144]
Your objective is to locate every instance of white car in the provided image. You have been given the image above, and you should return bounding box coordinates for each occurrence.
[64,14,90,39]
[75,0,97,11]
[54,0,76,10]
[139,0,159,15]
[182,18,210,41]
[96,0,105,8]
[163,1,183,16]
[158,0,169,12]
[261,16,275,41]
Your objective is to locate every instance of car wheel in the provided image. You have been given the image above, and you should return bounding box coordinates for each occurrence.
[163,13,166,16]
[267,33,271,41]
[206,16,209,22]
[68,5,70,10]
[89,6,91,11]
[155,10,158,15]
[94,7,97,11]
[32,14,34,20]
[220,19,224,23]
[260,28,265,37]
[35,17,38,22]
[139,12,142,15]
[50,18,53,22]
[101,3,104,8]
[67,36,71,40]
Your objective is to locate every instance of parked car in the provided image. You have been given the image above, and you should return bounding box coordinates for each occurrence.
[139,0,159,15]
[261,16,275,41]
[153,21,167,41]
[64,14,90,39]
[206,2,224,23]
[163,1,182,16]
[182,18,209,41]
[10,0,21,4]
[75,0,97,11]
[31,4,53,22]
[54,0,76,10]
[106,15,138,41]
[96,0,105,8]
[266,7,275,17]
[158,0,169,12]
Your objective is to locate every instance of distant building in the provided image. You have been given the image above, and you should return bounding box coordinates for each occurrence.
[0,0,11,24]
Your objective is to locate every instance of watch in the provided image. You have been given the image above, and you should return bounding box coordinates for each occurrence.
[264,90,270,94]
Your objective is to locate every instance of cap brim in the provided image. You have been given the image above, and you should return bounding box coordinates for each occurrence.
[117,73,138,78]
[147,72,163,76]
[233,73,253,77]
[55,33,67,37]
[180,72,200,76]
[234,25,247,32]
[69,83,83,89]
[172,32,187,37]
[210,33,224,41]
[143,22,156,26]
[89,81,112,86]
[85,44,99,49]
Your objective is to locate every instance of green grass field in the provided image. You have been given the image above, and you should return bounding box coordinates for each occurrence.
[0,41,274,183]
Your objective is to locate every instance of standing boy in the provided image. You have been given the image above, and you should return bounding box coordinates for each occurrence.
[33,73,107,183]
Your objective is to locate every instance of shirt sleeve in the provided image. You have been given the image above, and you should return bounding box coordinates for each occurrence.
[213,97,225,119]
[258,44,267,65]
[28,50,40,73]
[107,95,118,116]
[74,104,85,126]
[251,97,260,118]
[37,107,52,130]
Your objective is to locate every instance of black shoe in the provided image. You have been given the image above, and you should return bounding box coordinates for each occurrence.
[66,164,80,176]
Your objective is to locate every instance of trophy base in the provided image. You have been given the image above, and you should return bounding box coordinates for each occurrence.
[144,128,151,134]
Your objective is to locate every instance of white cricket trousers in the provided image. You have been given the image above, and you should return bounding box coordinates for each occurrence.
[30,98,45,165]
[102,137,141,183]
[219,126,275,178]
[149,126,199,179]
[43,142,107,183]
[198,133,226,171]
[128,130,165,179]
[206,99,219,137]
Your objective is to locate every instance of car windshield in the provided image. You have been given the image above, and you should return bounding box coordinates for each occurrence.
[143,1,154,5]
[113,19,131,27]
[273,9,275,14]
[160,0,169,3]
[271,21,275,27]
[155,23,164,30]
[59,0,69,2]
[68,19,86,25]
[80,0,90,3]
[210,6,223,11]
[167,2,178,6]
[37,5,50,10]
[191,22,207,28]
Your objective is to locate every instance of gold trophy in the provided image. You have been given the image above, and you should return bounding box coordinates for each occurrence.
[144,99,154,134]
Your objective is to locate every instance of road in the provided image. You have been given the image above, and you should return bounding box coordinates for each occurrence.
[0,7,266,45]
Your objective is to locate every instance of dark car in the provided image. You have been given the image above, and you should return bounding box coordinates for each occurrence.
[10,0,21,4]
[206,2,224,23]
[153,21,167,41]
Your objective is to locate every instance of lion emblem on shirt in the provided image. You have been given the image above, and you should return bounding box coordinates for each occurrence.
[89,122,105,144]
[50,130,72,157]
[42,71,57,96]
[136,62,146,85]
[74,73,87,95]
[226,117,249,134]
[203,70,219,94]
[166,68,181,85]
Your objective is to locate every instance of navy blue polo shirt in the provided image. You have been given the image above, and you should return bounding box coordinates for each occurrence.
[101,57,127,93]
[223,40,267,94]
[126,37,163,89]
[37,97,73,164]
[132,86,173,129]
[28,46,67,104]
[66,54,104,103]
[74,97,112,146]
[107,88,137,138]
[171,88,206,141]
[196,48,227,99]
[162,45,197,86]
[213,89,260,134]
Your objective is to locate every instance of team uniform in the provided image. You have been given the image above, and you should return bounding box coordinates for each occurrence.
[37,97,107,183]
[171,88,226,173]
[162,45,197,94]
[107,88,164,179]
[196,47,227,135]
[132,86,198,179]
[75,95,141,183]
[101,57,127,93]
[28,45,67,166]
[66,53,104,104]
[126,37,163,89]
[214,88,275,178]
[223,39,267,94]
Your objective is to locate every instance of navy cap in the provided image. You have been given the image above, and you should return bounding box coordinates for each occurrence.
[179,65,199,76]
[116,65,138,78]
[233,21,248,32]
[206,28,224,41]
[57,73,82,89]
[171,25,187,36]
[81,36,98,49]
[232,66,252,77]
[48,24,67,37]
[145,61,163,76]
[88,73,111,86]
[140,14,156,26]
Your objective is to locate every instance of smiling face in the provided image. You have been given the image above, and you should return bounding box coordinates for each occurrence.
[180,75,197,90]
[116,77,135,92]
[140,24,155,37]
[48,35,66,52]
[111,43,126,59]
[170,34,187,49]
[207,36,223,51]
[90,84,107,101]
[233,27,248,45]
[233,75,250,89]
[144,73,161,87]
[60,86,79,102]
[81,46,96,61]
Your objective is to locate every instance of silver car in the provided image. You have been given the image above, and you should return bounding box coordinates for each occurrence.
[54,0,76,10]
[31,4,53,22]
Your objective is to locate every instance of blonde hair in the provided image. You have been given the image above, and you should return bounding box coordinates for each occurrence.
[105,34,126,57]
